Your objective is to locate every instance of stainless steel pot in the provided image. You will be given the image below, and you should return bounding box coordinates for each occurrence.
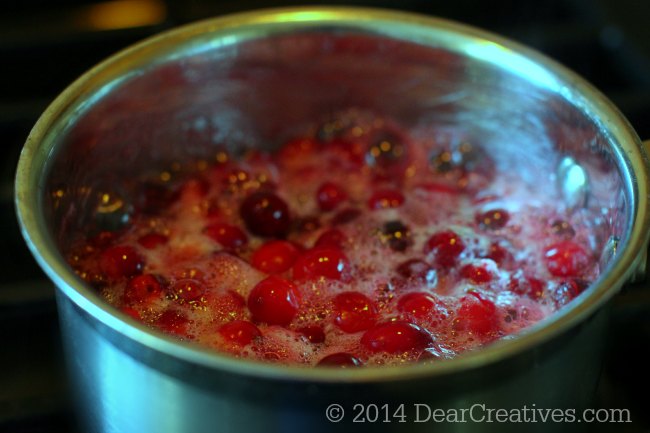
[15,7,650,433]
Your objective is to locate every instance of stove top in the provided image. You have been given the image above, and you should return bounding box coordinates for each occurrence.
[1,1,649,432]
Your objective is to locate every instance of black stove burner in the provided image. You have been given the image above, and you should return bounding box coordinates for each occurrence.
[2,1,649,432]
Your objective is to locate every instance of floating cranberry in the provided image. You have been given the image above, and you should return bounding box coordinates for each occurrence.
[423,230,465,268]
[99,245,143,279]
[365,132,407,179]
[544,241,590,277]
[460,264,493,284]
[484,241,512,266]
[476,209,509,230]
[278,137,318,161]
[315,228,346,249]
[204,223,248,249]
[120,306,141,321]
[331,207,361,225]
[298,326,326,344]
[211,290,247,316]
[293,248,350,281]
[247,276,300,325]
[218,320,262,346]
[123,274,163,304]
[550,220,576,238]
[361,321,433,354]
[251,240,300,274]
[551,279,589,308]
[317,352,363,367]
[333,292,378,333]
[367,189,405,210]
[397,292,438,320]
[240,191,291,237]
[316,182,348,211]
[137,233,168,249]
[380,220,412,252]
[455,292,500,336]
[509,276,545,300]
[171,279,206,302]
[156,309,190,336]
[396,259,436,285]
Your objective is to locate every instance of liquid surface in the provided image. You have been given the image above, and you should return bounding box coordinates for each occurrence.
[67,110,601,367]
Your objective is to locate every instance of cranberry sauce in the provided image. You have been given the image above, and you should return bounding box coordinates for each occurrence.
[66,110,603,367]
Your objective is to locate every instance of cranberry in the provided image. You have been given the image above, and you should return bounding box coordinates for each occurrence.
[218,320,262,346]
[509,276,545,300]
[460,264,493,284]
[551,279,589,308]
[240,191,292,237]
[380,220,412,252]
[316,182,348,211]
[171,279,206,302]
[204,223,248,249]
[423,230,465,268]
[484,241,512,266]
[367,189,405,210]
[123,274,163,304]
[397,292,438,320]
[137,233,168,249]
[333,292,378,333]
[156,309,190,336]
[293,248,350,281]
[550,220,576,238]
[476,209,509,230]
[331,207,361,225]
[315,228,346,249]
[298,326,326,344]
[365,132,407,179]
[251,240,301,274]
[361,321,433,354]
[211,290,247,316]
[278,137,318,161]
[544,241,590,277]
[317,352,363,367]
[455,292,500,336]
[396,259,436,284]
[99,245,144,279]
[247,276,300,325]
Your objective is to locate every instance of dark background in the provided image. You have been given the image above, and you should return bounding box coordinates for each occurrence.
[1,1,649,432]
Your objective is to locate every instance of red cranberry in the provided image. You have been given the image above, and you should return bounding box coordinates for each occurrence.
[380,220,412,252]
[171,279,206,302]
[240,191,292,237]
[484,241,512,266]
[218,320,262,346]
[247,276,300,325]
[544,241,590,277]
[460,264,493,284]
[397,292,437,320]
[476,209,509,230]
[455,292,500,336]
[124,274,163,304]
[331,208,361,225]
[279,137,318,161]
[333,292,378,333]
[365,132,408,179]
[137,233,168,249]
[251,240,301,274]
[423,231,465,268]
[551,279,589,308]
[211,290,247,315]
[509,276,545,300]
[293,248,350,281]
[99,245,144,279]
[316,182,348,211]
[315,229,346,249]
[204,223,248,249]
[298,326,326,344]
[367,189,405,210]
[317,352,363,367]
[361,321,433,354]
[156,309,190,336]
[396,259,436,284]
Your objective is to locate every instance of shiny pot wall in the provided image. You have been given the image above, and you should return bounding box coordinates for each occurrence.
[15,7,650,433]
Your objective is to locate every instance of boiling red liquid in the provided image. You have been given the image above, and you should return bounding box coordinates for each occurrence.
[67,110,600,367]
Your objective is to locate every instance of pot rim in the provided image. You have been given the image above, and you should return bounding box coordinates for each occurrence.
[14,6,650,383]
